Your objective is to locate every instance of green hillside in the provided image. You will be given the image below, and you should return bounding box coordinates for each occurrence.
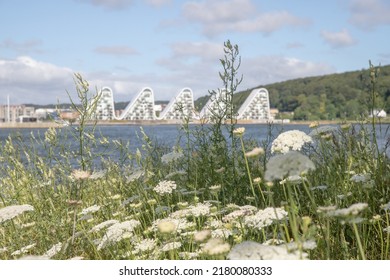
[195,64,390,120]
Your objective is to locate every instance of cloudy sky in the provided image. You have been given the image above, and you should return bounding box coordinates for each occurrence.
[1,0,390,105]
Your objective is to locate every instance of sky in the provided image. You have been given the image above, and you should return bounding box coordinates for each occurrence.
[1,0,390,105]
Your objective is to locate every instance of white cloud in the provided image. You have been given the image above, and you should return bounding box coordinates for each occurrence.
[144,0,172,7]
[77,0,134,10]
[241,56,335,87]
[94,45,139,56]
[321,29,357,48]
[156,42,335,100]
[349,0,390,29]
[182,0,309,36]
[0,57,76,104]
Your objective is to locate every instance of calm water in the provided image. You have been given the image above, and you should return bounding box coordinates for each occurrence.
[0,123,389,163]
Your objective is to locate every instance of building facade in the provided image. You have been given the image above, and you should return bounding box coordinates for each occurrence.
[0,105,35,122]
[237,88,271,120]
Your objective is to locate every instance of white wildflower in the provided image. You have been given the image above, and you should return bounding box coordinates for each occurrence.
[350,173,371,183]
[381,201,390,211]
[245,147,264,157]
[188,202,211,217]
[194,230,211,243]
[44,242,62,258]
[327,203,368,217]
[157,220,176,234]
[279,175,306,185]
[126,169,144,183]
[154,180,177,195]
[97,220,141,250]
[286,240,317,251]
[233,127,245,136]
[179,252,200,260]
[71,169,91,180]
[90,170,107,179]
[161,151,184,164]
[383,226,390,233]
[161,242,182,252]
[227,241,307,260]
[202,238,230,256]
[11,243,36,256]
[244,207,288,230]
[211,228,233,239]
[0,204,34,223]
[271,130,312,154]
[89,220,119,233]
[265,151,315,181]
[133,238,157,253]
[79,205,100,216]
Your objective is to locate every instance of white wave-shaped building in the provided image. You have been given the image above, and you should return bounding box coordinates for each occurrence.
[94,86,272,121]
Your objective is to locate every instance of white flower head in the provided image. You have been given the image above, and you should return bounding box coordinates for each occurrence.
[44,242,62,258]
[265,151,315,181]
[161,150,184,164]
[271,130,312,154]
[227,241,307,260]
[244,207,288,230]
[202,238,230,256]
[233,127,245,136]
[97,220,141,250]
[245,147,264,157]
[161,241,182,252]
[0,204,34,223]
[79,205,100,216]
[154,180,177,195]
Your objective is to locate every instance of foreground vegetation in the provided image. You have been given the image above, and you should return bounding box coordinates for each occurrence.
[1,43,390,260]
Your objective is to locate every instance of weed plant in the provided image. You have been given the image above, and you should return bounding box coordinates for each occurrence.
[0,48,389,260]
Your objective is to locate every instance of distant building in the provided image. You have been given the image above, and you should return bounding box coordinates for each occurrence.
[93,86,272,122]
[237,88,271,121]
[0,105,35,123]
[158,88,195,120]
[370,109,387,118]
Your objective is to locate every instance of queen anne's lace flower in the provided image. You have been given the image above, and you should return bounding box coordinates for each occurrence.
[154,180,177,195]
[161,242,182,252]
[202,238,230,255]
[265,151,315,181]
[271,130,312,154]
[161,151,184,164]
[97,220,141,250]
[244,207,288,230]
[0,204,34,223]
[80,205,101,216]
[227,241,307,260]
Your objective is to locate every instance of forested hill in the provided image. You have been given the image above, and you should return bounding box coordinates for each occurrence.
[195,64,390,120]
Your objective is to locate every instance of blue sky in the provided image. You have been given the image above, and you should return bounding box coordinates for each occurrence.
[1,0,390,105]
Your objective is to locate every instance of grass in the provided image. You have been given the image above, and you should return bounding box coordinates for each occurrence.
[1,46,390,260]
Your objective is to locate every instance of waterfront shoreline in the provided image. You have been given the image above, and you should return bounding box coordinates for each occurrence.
[1,119,389,129]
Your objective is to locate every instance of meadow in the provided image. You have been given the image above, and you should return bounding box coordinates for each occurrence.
[1,42,389,260]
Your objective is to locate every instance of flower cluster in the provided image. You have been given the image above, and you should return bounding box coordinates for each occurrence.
[228,241,307,260]
[97,220,141,250]
[0,204,34,223]
[271,130,312,154]
[244,207,288,230]
[265,151,315,181]
[161,150,184,164]
[153,180,177,195]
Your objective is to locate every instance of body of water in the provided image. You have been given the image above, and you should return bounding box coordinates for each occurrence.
[0,123,389,164]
